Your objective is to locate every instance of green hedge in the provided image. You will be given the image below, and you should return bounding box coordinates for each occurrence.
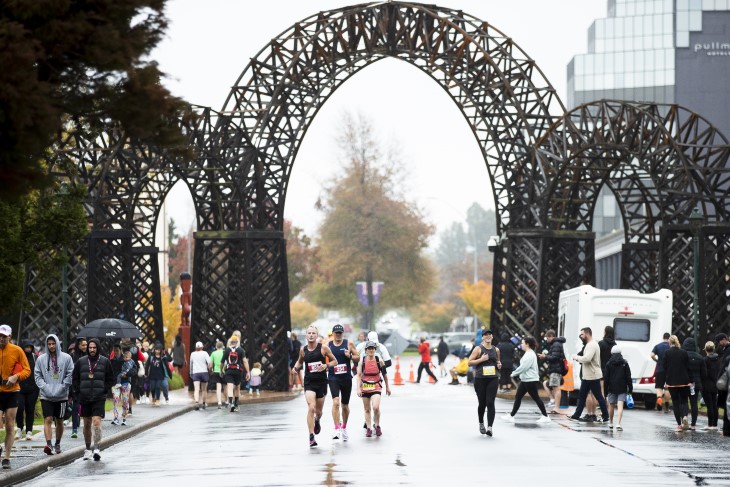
[168,372,185,390]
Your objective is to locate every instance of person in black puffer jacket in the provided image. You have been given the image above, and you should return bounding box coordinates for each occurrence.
[538,330,566,413]
[682,337,707,429]
[496,334,516,393]
[598,326,617,376]
[603,345,632,430]
[702,341,723,430]
[16,340,39,441]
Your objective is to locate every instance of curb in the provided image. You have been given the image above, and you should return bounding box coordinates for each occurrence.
[3,391,299,485]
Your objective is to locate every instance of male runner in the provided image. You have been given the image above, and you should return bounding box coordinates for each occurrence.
[292,325,338,447]
[0,324,31,469]
[327,324,359,441]
[221,336,250,412]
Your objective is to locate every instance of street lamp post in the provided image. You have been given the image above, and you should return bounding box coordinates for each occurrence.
[466,241,478,333]
[689,208,704,346]
[58,183,70,352]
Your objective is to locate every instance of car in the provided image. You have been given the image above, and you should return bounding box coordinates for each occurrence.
[431,332,474,356]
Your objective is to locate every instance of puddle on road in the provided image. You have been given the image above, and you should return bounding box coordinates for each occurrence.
[322,461,350,486]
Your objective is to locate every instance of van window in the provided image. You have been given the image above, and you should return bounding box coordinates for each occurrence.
[613,318,650,342]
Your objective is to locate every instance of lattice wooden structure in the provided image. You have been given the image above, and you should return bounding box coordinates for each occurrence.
[22,2,730,390]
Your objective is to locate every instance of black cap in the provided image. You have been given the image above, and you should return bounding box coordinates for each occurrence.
[332,324,344,333]
[483,329,493,335]
[716,333,729,342]
[365,341,377,349]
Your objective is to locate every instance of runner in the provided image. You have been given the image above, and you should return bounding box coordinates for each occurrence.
[355,341,391,438]
[0,324,32,469]
[292,325,338,447]
[327,324,359,441]
[663,335,691,431]
[354,331,392,430]
[650,332,671,412]
[189,341,212,410]
[72,338,113,461]
[34,334,74,454]
[209,341,225,408]
[221,336,250,412]
[468,329,501,436]
[502,336,551,424]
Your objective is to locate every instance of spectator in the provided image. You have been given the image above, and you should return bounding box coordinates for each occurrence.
[449,356,470,385]
[604,345,632,431]
[16,340,38,441]
[436,336,449,377]
[171,335,186,375]
[496,334,515,393]
[702,341,722,430]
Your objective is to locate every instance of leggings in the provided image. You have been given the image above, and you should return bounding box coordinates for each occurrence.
[70,396,81,431]
[473,378,499,426]
[511,381,548,417]
[416,362,437,382]
[704,391,718,427]
[16,390,38,433]
[668,386,690,425]
[688,391,699,426]
[112,383,131,419]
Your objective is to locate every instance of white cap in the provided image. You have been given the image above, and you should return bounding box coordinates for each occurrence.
[611,345,622,354]
[367,331,379,343]
[0,324,11,336]
[195,341,203,349]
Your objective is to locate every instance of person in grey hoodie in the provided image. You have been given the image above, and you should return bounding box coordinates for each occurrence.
[34,334,74,455]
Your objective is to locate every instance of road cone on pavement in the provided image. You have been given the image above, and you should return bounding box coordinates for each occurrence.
[408,362,416,382]
[394,356,404,386]
[428,363,436,383]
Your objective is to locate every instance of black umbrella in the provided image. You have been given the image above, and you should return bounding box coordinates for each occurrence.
[78,318,143,340]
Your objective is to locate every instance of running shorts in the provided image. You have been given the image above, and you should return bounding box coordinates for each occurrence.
[41,399,67,419]
[80,399,106,418]
[328,378,353,404]
[224,369,243,386]
[362,391,381,399]
[548,373,562,388]
[655,371,666,389]
[304,378,328,398]
[191,372,209,383]
[0,392,18,412]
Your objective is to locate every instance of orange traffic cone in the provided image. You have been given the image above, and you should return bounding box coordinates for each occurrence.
[394,356,404,386]
[408,362,416,383]
[428,363,436,383]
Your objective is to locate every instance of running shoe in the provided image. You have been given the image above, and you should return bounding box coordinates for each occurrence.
[309,434,317,448]
[93,448,101,461]
[71,431,78,439]
[26,432,33,440]
[1,459,9,469]
[121,419,127,426]
[365,427,373,438]
[616,425,623,431]
[44,445,53,455]
[676,425,684,432]
[54,444,61,454]
[230,404,236,413]
[202,403,207,410]
[83,449,92,460]
[501,414,515,423]
[341,428,349,441]
[486,427,493,437]
[217,403,222,409]
[332,429,340,440]
[233,406,240,412]
[568,415,581,422]
[314,418,321,435]
[14,429,20,440]
[196,404,200,411]
[375,425,382,437]
[682,416,689,430]
[479,423,487,435]
[536,415,551,424]
[110,418,121,425]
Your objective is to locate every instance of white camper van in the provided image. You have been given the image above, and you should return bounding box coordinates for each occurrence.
[557,285,673,410]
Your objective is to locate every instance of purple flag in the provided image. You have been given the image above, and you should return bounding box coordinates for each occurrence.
[356,281,384,306]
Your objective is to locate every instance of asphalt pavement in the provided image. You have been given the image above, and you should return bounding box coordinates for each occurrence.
[13,356,730,487]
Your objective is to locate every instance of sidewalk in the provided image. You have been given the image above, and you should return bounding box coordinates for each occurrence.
[2,387,299,485]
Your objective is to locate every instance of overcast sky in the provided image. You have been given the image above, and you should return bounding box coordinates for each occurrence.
[153,0,607,245]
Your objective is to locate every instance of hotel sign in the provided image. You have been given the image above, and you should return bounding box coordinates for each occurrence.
[694,41,730,56]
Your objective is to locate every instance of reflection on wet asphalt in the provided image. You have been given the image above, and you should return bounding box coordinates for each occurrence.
[18,364,730,486]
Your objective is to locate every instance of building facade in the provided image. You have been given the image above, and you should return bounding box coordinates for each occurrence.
[567,0,730,288]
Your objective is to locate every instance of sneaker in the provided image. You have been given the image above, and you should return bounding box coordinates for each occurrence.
[71,431,78,439]
[363,422,367,429]
[332,429,340,440]
[568,415,583,422]
[486,426,493,437]
[217,403,222,409]
[44,445,53,455]
[365,427,373,438]
[676,424,684,432]
[110,418,121,425]
[536,415,551,424]
[165,399,169,405]
[616,425,623,431]
[375,425,382,437]
[596,417,606,424]
[547,400,555,408]
[54,444,61,454]
[1,459,9,469]
[256,391,260,396]
[588,415,598,422]
[202,403,207,410]
[248,389,253,395]
[314,419,321,435]
[682,417,689,430]
[479,423,487,435]
[230,404,235,413]
[449,380,459,385]
[121,419,127,426]
[196,404,200,411]
[233,406,239,412]
[93,448,101,461]
[341,428,349,441]
[309,434,317,448]
[26,431,33,441]
[14,429,21,440]
[608,423,614,429]
[502,414,515,423]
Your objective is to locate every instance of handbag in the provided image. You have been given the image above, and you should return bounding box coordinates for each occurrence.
[625,393,635,409]
[717,367,729,392]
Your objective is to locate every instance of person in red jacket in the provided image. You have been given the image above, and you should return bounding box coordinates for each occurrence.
[416,337,438,384]
[0,324,32,469]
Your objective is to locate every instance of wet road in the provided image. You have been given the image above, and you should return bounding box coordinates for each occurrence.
[21,372,730,486]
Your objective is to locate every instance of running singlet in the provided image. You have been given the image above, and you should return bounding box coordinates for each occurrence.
[474,345,499,379]
[327,339,351,380]
[303,343,327,382]
[360,357,382,393]
[224,346,245,371]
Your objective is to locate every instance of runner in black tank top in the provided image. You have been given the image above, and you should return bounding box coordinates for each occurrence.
[468,330,501,436]
[292,325,338,448]
[327,324,360,441]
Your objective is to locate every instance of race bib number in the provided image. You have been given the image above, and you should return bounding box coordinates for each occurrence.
[307,361,322,373]
[482,365,496,377]
[362,382,376,391]
[333,364,348,375]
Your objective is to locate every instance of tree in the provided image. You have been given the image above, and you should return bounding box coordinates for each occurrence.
[457,280,493,327]
[0,183,88,323]
[0,1,192,200]
[290,300,319,330]
[410,301,456,334]
[466,203,497,258]
[161,284,182,347]
[309,113,436,324]
[285,220,318,299]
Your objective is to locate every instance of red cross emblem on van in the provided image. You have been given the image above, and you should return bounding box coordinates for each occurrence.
[617,307,634,316]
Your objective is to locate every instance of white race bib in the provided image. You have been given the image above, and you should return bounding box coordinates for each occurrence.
[307,361,323,373]
[333,364,348,374]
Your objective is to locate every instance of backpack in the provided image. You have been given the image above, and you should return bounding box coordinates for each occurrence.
[561,357,570,376]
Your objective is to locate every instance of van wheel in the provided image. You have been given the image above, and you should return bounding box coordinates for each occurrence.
[643,395,656,410]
